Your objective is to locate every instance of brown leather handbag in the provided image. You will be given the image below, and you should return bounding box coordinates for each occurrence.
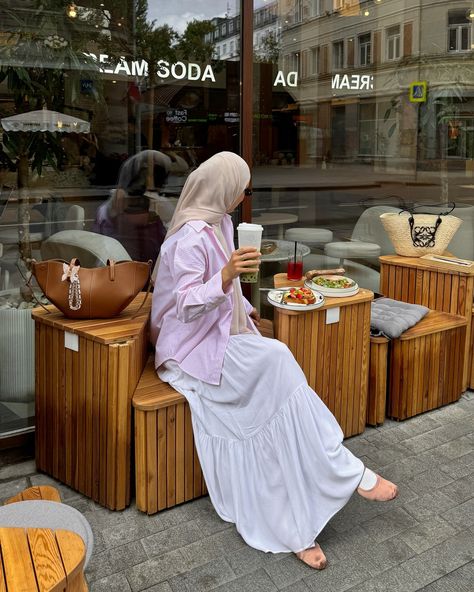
[31,258,151,319]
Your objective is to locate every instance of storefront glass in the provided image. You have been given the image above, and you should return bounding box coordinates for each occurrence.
[0,0,241,435]
[1,1,474,436]
[252,0,474,317]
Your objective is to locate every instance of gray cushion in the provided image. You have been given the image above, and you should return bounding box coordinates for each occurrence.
[371,298,429,339]
[0,500,94,567]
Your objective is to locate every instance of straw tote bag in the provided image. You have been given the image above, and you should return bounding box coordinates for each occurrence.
[380,204,462,257]
[31,258,151,319]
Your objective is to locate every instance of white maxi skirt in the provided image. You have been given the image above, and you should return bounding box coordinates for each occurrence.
[158,333,364,553]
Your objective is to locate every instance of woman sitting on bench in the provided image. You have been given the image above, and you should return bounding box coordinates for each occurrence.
[150,151,398,570]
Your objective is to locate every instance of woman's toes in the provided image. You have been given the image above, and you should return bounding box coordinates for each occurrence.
[358,475,398,502]
[296,543,327,570]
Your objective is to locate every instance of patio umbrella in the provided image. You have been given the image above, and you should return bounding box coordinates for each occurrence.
[1,109,90,134]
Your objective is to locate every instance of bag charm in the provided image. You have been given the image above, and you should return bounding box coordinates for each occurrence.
[61,262,82,311]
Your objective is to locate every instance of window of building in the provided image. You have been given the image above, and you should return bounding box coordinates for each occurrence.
[448,10,470,52]
[333,40,344,69]
[386,25,400,60]
[222,43,227,56]
[359,33,371,66]
[311,0,322,16]
[310,46,319,75]
[295,0,303,23]
[230,40,234,55]
[221,24,227,36]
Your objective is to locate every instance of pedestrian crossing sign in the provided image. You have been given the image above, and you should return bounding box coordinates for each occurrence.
[409,81,427,103]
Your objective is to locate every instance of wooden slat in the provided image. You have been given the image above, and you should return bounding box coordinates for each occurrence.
[0,528,38,591]
[166,406,176,508]
[55,530,86,590]
[146,410,158,514]
[157,409,167,511]
[115,343,131,510]
[184,405,194,502]
[175,403,185,506]
[135,410,148,513]
[27,528,66,592]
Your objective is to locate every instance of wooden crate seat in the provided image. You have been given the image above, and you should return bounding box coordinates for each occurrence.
[367,310,467,424]
[133,357,207,515]
[132,319,274,515]
[5,485,61,505]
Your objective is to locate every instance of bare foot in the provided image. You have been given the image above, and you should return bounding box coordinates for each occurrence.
[357,474,398,501]
[295,543,327,570]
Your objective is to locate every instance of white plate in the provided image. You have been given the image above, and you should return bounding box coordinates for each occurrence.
[267,287,325,311]
[305,276,359,297]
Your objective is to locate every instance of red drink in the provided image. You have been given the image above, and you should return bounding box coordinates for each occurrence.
[287,260,303,280]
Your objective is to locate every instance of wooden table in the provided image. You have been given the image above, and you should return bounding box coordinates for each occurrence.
[0,527,87,591]
[380,255,474,391]
[32,295,151,511]
[273,274,373,437]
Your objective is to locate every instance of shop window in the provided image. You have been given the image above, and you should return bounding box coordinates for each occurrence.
[448,10,471,52]
[386,25,400,60]
[359,32,371,66]
[333,40,344,70]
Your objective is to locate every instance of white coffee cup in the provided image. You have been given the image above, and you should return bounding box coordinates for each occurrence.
[237,223,263,283]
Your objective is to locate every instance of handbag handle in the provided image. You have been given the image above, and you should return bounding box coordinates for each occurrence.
[398,202,456,217]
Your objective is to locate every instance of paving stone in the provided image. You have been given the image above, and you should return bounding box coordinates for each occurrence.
[344,565,425,592]
[195,507,233,536]
[442,498,474,528]
[360,507,419,543]
[264,554,317,589]
[394,416,443,439]
[213,568,278,592]
[141,519,203,558]
[363,443,415,469]
[349,535,416,576]
[86,540,146,583]
[226,544,286,576]
[89,571,132,592]
[126,549,187,592]
[168,557,236,592]
[0,459,36,480]
[342,437,380,458]
[401,530,474,588]
[434,436,474,460]
[101,521,151,550]
[417,561,474,592]
[439,450,474,479]
[279,581,311,592]
[141,583,173,592]
[399,468,453,496]
[438,472,474,505]
[0,477,28,501]
[402,490,458,521]
[303,557,369,592]
[399,515,459,554]
[179,528,247,570]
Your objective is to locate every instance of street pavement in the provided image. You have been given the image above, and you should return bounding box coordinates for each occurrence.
[0,392,473,591]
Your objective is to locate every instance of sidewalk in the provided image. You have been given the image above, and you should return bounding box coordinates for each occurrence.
[1,393,473,592]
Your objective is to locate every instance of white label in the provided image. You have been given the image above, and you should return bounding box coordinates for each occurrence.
[64,331,79,352]
[326,307,340,325]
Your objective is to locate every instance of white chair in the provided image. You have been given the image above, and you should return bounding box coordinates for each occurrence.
[40,230,132,267]
[324,205,402,268]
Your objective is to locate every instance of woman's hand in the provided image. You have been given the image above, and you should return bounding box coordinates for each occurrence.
[249,307,261,326]
[222,247,261,291]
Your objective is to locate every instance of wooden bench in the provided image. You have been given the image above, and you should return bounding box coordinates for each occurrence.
[367,310,467,423]
[133,319,274,515]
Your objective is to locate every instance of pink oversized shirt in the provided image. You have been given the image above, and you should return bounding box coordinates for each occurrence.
[151,214,258,385]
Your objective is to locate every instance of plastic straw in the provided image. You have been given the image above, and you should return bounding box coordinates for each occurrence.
[293,241,297,264]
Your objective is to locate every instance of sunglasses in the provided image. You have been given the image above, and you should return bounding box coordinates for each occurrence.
[244,188,252,197]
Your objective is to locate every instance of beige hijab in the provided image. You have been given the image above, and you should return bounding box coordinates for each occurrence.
[164,151,250,239]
